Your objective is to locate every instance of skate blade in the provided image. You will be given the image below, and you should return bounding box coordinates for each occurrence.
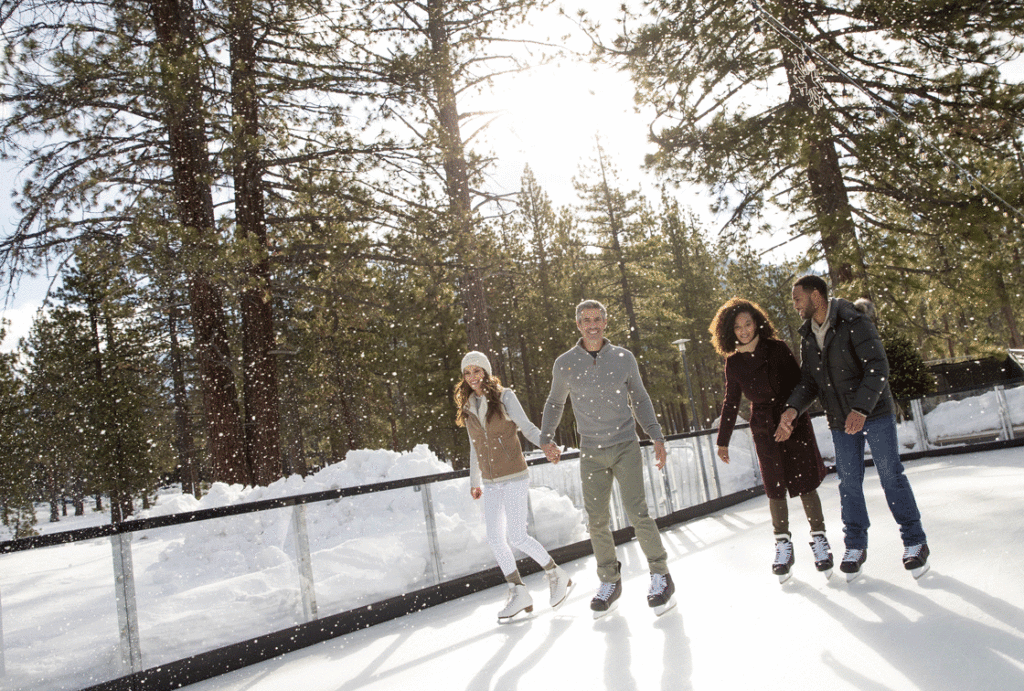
[497,605,534,624]
[592,600,618,620]
[845,569,863,583]
[911,563,930,580]
[778,571,793,584]
[551,579,575,610]
[822,568,834,580]
[653,596,677,617]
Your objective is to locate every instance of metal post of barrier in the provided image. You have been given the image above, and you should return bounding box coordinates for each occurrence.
[910,399,931,451]
[417,485,444,585]
[110,532,142,675]
[994,385,1014,441]
[705,434,722,498]
[688,437,710,503]
[664,443,681,512]
[291,504,319,622]
[1,581,6,676]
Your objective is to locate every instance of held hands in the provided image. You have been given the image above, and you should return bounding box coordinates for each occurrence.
[717,446,730,464]
[844,410,867,434]
[774,408,798,442]
[470,486,482,500]
[541,442,561,464]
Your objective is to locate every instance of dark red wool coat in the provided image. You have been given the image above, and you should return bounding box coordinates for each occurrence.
[716,337,826,500]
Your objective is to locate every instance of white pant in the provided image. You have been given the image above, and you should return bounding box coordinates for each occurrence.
[482,477,552,577]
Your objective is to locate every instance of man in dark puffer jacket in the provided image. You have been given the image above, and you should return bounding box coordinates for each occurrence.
[775,275,930,581]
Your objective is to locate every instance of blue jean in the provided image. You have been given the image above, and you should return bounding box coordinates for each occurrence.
[831,414,926,550]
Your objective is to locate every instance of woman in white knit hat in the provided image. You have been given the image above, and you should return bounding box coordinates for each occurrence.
[454,350,573,622]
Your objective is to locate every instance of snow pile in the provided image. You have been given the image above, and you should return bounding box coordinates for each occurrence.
[916,386,1024,442]
[0,445,586,690]
[137,445,586,638]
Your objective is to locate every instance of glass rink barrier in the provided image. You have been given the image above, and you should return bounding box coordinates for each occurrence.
[0,423,763,691]
[3,379,1022,691]
[904,381,1023,450]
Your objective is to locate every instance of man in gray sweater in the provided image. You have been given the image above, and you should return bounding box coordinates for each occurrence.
[540,300,676,618]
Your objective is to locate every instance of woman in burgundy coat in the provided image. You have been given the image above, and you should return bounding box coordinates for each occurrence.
[709,298,833,581]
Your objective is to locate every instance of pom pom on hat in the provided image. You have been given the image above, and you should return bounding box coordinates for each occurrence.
[461,351,492,376]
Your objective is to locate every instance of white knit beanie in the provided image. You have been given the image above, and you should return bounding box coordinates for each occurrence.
[460,351,492,376]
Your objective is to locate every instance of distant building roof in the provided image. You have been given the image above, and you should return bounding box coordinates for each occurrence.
[926,354,1024,393]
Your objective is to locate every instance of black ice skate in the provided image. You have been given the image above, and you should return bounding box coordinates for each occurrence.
[840,547,867,583]
[903,543,930,579]
[647,573,676,616]
[773,535,795,583]
[590,580,622,620]
[810,531,834,579]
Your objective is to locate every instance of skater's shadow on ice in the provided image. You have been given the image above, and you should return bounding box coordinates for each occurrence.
[326,623,420,690]
[805,573,1024,690]
[654,610,693,691]
[464,616,573,691]
[594,615,640,691]
[917,571,1024,634]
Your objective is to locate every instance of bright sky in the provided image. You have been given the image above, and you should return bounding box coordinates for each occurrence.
[477,44,660,207]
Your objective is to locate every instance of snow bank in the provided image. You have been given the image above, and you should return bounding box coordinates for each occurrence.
[133,445,586,659]
[0,445,587,691]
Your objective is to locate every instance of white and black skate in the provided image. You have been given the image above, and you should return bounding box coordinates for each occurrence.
[647,573,676,616]
[590,580,621,620]
[840,548,867,583]
[773,535,795,583]
[497,584,534,623]
[903,544,930,579]
[810,531,834,580]
[546,565,574,609]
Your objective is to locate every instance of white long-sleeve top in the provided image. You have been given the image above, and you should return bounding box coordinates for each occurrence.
[467,388,541,488]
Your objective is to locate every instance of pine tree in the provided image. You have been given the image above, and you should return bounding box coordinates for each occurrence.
[21,260,172,523]
[616,0,1024,304]
[573,140,654,382]
[0,328,35,538]
[880,325,936,403]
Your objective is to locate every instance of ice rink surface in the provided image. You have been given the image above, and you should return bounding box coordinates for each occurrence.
[183,448,1024,691]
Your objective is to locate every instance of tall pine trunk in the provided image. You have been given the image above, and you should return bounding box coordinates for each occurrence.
[227,0,283,487]
[596,148,649,385]
[426,0,494,359]
[168,302,200,497]
[150,0,248,485]
[779,1,869,291]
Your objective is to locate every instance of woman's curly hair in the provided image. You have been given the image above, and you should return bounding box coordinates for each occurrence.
[453,372,504,427]
[708,297,778,356]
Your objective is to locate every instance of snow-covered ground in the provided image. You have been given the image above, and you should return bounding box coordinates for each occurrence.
[1,384,1022,691]
[174,446,1024,691]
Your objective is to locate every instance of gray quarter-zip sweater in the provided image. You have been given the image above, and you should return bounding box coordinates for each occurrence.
[540,338,665,448]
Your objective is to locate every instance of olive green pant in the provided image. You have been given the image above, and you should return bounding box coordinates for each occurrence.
[580,439,668,582]
[769,490,826,538]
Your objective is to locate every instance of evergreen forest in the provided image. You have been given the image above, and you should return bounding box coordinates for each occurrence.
[2,0,1022,535]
